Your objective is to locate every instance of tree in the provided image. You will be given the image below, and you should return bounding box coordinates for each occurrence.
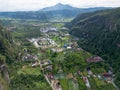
[0,54,6,65]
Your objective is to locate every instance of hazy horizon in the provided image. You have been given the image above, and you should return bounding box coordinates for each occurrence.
[0,0,120,12]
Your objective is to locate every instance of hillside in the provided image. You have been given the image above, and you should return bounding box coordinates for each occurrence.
[68,7,120,88]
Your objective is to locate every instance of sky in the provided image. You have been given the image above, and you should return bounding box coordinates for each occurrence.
[0,0,120,11]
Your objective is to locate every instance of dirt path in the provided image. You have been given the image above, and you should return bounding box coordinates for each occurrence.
[112,79,119,90]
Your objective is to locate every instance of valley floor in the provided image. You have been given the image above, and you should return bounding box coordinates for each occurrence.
[1,19,117,90]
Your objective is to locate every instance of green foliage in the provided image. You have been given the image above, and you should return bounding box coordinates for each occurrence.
[12,25,41,39]
[10,74,51,90]
[60,78,69,90]
[0,75,9,90]
[0,25,15,64]
[63,51,91,73]
[9,61,52,90]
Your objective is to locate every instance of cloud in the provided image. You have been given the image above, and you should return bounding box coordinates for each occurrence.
[0,0,120,11]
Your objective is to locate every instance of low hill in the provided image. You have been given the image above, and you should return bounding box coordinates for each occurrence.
[68,7,120,88]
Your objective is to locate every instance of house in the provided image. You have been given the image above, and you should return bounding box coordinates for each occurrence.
[103,72,112,83]
[41,60,52,66]
[77,48,83,51]
[93,74,96,77]
[44,65,52,71]
[31,61,39,67]
[83,77,88,83]
[67,46,72,49]
[98,75,102,80]
[87,56,103,63]
[86,67,91,71]
[63,44,67,48]
[88,71,93,75]
[77,71,81,75]
[67,73,73,79]
[103,73,112,77]
[86,67,93,75]
[83,77,91,88]
[47,74,54,80]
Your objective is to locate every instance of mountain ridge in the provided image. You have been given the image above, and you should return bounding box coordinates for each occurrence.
[0,3,112,21]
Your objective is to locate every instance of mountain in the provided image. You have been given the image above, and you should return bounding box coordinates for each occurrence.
[68,7,120,88]
[40,3,79,11]
[40,3,111,12]
[0,3,111,21]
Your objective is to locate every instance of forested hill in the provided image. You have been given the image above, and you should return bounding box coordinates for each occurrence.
[68,7,120,88]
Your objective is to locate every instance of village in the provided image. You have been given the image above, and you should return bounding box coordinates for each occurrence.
[16,24,116,90]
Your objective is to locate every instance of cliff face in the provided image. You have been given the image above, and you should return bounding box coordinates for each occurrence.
[0,25,15,90]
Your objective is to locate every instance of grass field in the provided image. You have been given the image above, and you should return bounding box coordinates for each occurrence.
[68,79,79,90]
[60,78,69,90]
[17,66,40,75]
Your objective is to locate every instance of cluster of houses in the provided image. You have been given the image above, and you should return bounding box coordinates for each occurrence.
[7,26,16,32]
[87,67,113,83]
[39,60,62,90]
[76,66,113,88]
[40,27,58,33]
[103,70,113,83]
[31,59,62,89]
[22,54,38,61]
[63,44,72,50]
[51,48,63,53]
[28,38,57,48]
[40,60,52,72]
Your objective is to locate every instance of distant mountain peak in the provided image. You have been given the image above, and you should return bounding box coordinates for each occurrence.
[56,3,63,6]
[39,3,77,11]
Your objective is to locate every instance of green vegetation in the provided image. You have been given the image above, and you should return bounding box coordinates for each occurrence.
[9,62,51,90]
[68,7,120,88]
[60,78,69,90]
[0,8,118,89]
[0,75,9,90]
